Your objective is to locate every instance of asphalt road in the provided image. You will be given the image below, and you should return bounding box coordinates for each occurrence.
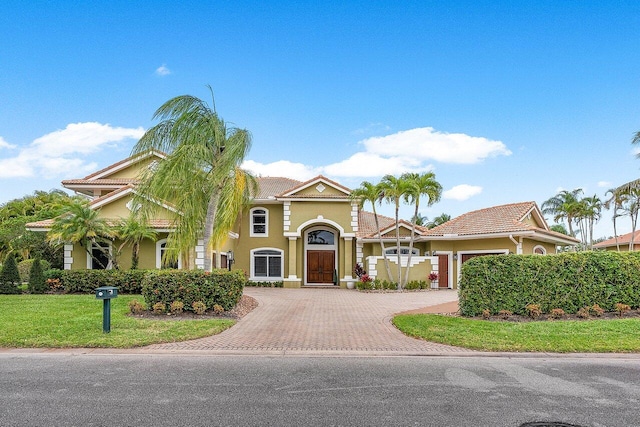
[1,353,638,426]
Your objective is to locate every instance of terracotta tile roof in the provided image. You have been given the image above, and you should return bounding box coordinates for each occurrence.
[25,219,55,229]
[593,231,640,249]
[89,184,136,206]
[62,178,139,186]
[26,218,176,230]
[255,177,302,199]
[357,211,397,238]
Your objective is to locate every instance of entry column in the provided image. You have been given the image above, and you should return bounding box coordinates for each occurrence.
[343,237,354,287]
[284,236,301,288]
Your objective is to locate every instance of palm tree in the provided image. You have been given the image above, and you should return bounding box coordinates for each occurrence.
[401,172,442,287]
[114,215,158,269]
[131,90,256,272]
[426,213,451,229]
[542,189,583,238]
[605,188,627,251]
[378,174,410,289]
[580,195,602,249]
[46,199,115,269]
[349,181,393,282]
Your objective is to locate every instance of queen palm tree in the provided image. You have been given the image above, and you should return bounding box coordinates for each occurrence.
[401,172,442,287]
[46,199,115,269]
[350,181,393,282]
[131,89,256,271]
[114,214,158,269]
[605,188,625,251]
[542,189,583,238]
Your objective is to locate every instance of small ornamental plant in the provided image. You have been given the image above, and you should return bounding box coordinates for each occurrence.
[152,302,166,314]
[354,263,367,280]
[192,301,207,315]
[47,278,63,293]
[428,272,438,281]
[576,307,590,319]
[590,304,605,317]
[525,304,542,319]
[498,309,512,320]
[128,299,146,315]
[170,301,185,315]
[482,309,491,320]
[615,303,631,317]
[549,308,565,319]
[213,304,224,315]
[360,273,372,283]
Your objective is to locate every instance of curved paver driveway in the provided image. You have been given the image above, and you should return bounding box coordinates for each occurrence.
[147,288,469,355]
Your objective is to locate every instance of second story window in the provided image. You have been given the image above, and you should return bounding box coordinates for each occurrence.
[251,208,268,237]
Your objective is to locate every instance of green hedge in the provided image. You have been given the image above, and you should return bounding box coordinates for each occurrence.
[245,280,283,288]
[141,270,245,313]
[48,269,147,294]
[458,251,640,316]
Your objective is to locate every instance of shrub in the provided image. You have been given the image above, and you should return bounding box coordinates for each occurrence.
[141,270,245,313]
[576,307,590,319]
[590,304,604,317]
[459,251,640,316]
[498,309,512,320]
[482,309,491,319]
[192,301,206,315]
[152,302,166,314]
[47,278,64,293]
[18,259,51,283]
[525,304,542,319]
[615,303,631,317]
[0,254,21,294]
[246,281,284,288]
[170,301,185,315]
[27,257,47,294]
[212,304,224,315]
[128,299,146,315]
[549,308,566,319]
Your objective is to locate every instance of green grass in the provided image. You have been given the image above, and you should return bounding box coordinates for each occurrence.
[0,295,235,348]
[393,314,640,353]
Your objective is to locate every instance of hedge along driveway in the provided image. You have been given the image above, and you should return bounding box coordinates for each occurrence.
[458,251,640,316]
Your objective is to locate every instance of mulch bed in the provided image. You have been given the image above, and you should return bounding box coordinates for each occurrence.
[129,295,258,321]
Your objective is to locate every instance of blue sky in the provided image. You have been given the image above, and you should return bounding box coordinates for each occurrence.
[1,1,640,238]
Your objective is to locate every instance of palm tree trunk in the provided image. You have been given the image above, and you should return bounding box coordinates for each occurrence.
[372,205,393,282]
[403,202,419,287]
[394,200,402,290]
[203,192,220,272]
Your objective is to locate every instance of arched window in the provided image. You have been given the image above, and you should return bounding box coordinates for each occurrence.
[251,248,283,280]
[533,245,547,255]
[250,207,268,237]
[156,239,182,269]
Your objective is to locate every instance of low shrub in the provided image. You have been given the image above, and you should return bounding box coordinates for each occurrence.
[58,269,146,294]
[245,281,284,288]
[28,257,47,294]
[482,309,491,319]
[590,304,605,317]
[615,303,631,317]
[128,299,146,315]
[356,279,396,291]
[170,301,184,315]
[525,304,542,319]
[498,309,512,320]
[212,304,224,315]
[576,307,590,319]
[192,301,206,315]
[549,308,566,319]
[152,302,166,314]
[404,280,430,290]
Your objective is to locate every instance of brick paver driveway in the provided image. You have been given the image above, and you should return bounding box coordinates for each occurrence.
[147,288,469,355]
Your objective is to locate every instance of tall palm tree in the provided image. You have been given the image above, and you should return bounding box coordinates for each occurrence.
[46,199,115,269]
[350,181,393,282]
[580,195,602,249]
[542,189,583,238]
[426,213,451,229]
[131,90,256,272]
[114,214,158,269]
[605,188,627,251]
[401,172,442,287]
[378,174,410,289]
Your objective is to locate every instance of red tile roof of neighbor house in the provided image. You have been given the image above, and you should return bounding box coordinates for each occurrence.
[593,231,640,248]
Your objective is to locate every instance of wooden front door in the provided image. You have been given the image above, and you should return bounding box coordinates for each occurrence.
[437,254,449,288]
[307,250,335,284]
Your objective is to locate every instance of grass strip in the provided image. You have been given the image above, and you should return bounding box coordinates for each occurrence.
[0,295,234,348]
[393,314,640,353]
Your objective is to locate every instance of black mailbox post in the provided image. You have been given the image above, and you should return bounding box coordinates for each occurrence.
[96,286,118,333]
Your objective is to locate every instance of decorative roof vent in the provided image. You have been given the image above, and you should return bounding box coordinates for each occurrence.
[316,183,326,193]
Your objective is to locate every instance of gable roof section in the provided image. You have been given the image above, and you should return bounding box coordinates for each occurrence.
[593,231,640,249]
[254,177,302,200]
[279,175,352,199]
[83,150,166,180]
[357,211,398,238]
[425,201,579,244]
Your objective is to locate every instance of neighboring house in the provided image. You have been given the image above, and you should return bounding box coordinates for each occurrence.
[27,153,579,289]
[593,231,640,251]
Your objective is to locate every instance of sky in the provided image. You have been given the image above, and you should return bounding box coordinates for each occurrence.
[1,1,640,239]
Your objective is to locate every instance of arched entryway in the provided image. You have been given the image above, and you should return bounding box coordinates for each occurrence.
[304,226,338,286]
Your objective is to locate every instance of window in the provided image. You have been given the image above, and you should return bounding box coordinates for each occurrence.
[250,208,268,237]
[156,239,181,269]
[533,245,547,255]
[251,249,283,279]
[385,246,419,256]
[88,242,111,270]
[307,229,335,245]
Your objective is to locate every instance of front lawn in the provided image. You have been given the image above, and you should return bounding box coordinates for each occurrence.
[393,314,640,353]
[0,295,235,348]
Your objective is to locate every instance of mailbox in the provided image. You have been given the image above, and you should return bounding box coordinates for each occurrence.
[95,286,119,333]
[96,286,118,300]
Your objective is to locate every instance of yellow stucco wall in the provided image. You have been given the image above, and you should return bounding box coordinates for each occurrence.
[288,201,354,233]
[293,185,347,197]
[106,156,160,179]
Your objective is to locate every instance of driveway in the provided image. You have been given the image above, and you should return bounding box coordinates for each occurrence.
[147,288,468,355]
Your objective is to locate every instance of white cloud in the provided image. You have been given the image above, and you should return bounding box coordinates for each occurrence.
[0,122,144,179]
[443,184,483,201]
[242,159,320,181]
[361,127,511,165]
[155,64,171,76]
[351,122,391,135]
[322,152,432,177]
[597,181,612,188]
[0,136,16,150]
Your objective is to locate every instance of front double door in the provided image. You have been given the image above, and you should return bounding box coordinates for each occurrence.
[307,250,335,284]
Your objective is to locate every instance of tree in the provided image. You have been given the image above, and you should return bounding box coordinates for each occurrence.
[411,214,428,227]
[426,213,451,229]
[131,90,256,272]
[542,189,583,238]
[550,224,570,235]
[401,172,442,287]
[114,215,157,269]
[378,175,410,288]
[578,195,602,249]
[46,199,116,269]
[350,181,393,282]
[28,256,46,294]
[0,253,21,294]
[604,188,624,251]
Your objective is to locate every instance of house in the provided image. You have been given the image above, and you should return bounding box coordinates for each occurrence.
[593,231,640,251]
[27,152,579,289]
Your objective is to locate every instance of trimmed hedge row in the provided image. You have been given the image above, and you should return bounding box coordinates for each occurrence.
[458,251,640,316]
[141,270,245,312]
[45,269,147,294]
